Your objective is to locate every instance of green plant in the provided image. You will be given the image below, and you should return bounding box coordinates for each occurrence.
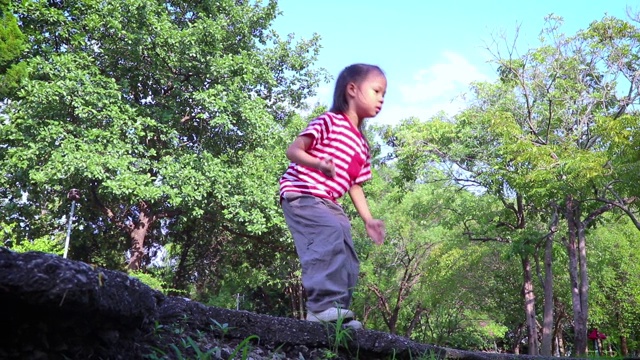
[151,319,188,339]
[146,334,261,360]
[152,320,164,336]
[128,270,169,293]
[10,235,64,255]
[322,315,354,359]
[322,348,338,359]
[173,326,185,336]
[410,350,439,360]
[146,336,220,360]
[145,347,167,360]
[228,335,260,360]
[184,336,218,360]
[209,318,233,340]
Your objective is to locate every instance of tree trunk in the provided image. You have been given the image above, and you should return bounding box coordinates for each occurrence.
[540,207,558,356]
[576,220,589,355]
[405,305,425,338]
[89,189,157,271]
[620,335,628,356]
[556,332,565,357]
[552,296,567,357]
[522,255,539,355]
[565,195,587,356]
[287,279,305,320]
[170,237,193,294]
[388,309,398,334]
[540,233,554,355]
[511,323,524,354]
[127,206,155,271]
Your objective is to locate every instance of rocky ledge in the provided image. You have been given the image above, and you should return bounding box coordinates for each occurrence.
[0,248,593,360]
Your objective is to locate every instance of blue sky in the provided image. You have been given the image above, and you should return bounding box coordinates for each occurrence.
[272,1,638,125]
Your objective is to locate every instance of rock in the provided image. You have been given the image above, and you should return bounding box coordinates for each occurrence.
[0,248,158,359]
[0,248,613,360]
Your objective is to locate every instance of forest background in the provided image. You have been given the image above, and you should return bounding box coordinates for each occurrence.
[1,0,640,358]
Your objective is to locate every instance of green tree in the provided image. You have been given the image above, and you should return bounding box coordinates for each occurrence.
[351,176,446,335]
[0,0,27,99]
[0,0,326,276]
[347,168,512,350]
[588,215,640,356]
[380,98,554,355]
[491,15,640,355]
[379,14,640,356]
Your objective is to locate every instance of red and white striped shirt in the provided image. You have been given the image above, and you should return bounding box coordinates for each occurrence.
[279,112,372,202]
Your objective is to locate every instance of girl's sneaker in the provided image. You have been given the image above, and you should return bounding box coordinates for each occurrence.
[306,308,364,330]
[342,319,363,330]
[306,307,355,322]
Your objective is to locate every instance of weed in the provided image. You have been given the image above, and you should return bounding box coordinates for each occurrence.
[321,348,338,359]
[146,332,261,360]
[228,334,260,360]
[269,343,289,359]
[185,336,218,360]
[147,336,219,360]
[172,326,185,336]
[145,347,167,360]
[152,320,164,336]
[210,318,232,340]
[412,349,440,360]
[322,314,354,359]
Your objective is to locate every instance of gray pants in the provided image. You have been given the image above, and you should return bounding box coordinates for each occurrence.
[281,194,360,313]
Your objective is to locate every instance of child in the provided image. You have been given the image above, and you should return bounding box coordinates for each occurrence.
[279,63,386,329]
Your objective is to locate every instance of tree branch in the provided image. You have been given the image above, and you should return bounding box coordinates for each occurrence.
[368,284,392,329]
[89,182,132,233]
[593,196,640,229]
[466,234,512,243]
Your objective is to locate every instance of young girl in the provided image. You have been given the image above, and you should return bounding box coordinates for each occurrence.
[279,63,386,329]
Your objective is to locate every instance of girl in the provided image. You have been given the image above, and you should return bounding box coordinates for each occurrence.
[279,63,386,329]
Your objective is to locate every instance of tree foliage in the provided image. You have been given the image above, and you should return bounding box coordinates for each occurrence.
[588,215,640,351]
[0,0,27,98]
[377,14,640,356]
[0,0,326,279]
[2,2,640,356]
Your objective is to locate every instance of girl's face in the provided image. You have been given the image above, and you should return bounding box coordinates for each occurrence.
[348,71,387,120]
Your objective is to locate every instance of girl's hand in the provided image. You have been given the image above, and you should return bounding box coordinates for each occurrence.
[319,156,336,178]
[366,219,385,245]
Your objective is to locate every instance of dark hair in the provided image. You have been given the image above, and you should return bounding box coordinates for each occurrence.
[330,63,385,125]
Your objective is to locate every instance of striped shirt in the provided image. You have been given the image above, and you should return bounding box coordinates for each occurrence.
[279,112,372,202]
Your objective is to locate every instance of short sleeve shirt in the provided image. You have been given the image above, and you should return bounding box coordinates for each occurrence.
[279,112,372,202]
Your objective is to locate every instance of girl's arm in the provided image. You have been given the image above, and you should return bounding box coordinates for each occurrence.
[286,136,335,178]
[348,184,385,245]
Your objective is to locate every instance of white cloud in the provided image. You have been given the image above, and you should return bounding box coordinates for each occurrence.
[302,52,493,126]
[399,51,490,103]
[373,51,493,125]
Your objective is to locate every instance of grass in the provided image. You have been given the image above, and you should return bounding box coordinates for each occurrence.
[146,311,445,360]
[228,334,260,359]
[209,318,232,340]
[146,333,260,360]
[145,315,264,360]
[320,312,358,359]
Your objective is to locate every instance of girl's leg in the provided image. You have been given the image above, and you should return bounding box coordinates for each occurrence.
[282,194,359,314]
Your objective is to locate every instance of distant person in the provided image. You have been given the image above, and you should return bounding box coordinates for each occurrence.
[279,63,387,329]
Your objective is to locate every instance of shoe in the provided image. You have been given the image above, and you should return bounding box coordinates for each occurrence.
[306,307,355,322]
[342,319,363,330]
